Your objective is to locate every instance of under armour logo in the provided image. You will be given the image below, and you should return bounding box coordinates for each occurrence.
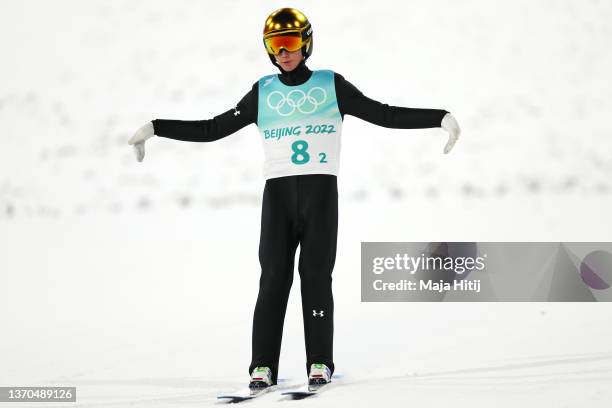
[233,106,240,116]
[312,310,324,317]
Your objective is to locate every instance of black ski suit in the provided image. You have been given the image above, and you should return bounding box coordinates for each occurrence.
[152,60,449,383]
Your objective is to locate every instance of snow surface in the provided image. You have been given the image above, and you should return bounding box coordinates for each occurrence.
[1,0,611,406]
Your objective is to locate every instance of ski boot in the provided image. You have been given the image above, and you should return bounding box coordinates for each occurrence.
[249,366,273,389]
[308,363,332,386]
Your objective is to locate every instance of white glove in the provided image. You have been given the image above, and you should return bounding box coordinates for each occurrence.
[441,113,461,154]
[127,122,155,162]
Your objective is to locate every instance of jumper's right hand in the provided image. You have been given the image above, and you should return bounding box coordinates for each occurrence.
[128,122,155,162]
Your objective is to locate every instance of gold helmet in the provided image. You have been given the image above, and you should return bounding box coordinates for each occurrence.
[263,8,313,66]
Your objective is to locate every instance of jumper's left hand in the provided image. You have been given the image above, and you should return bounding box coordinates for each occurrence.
[128,122,155,162]
[441,113,461,154]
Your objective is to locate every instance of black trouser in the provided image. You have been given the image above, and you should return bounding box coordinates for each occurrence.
[249,174,338,384]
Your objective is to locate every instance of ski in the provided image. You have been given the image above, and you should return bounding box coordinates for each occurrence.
[281,380,335,400]
[217,385,274,403]
[217,379,295,403]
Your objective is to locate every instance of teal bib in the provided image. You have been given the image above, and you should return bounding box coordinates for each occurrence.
[257,69,343,179]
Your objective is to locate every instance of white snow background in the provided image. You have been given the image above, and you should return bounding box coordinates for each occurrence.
[1,0,611,407]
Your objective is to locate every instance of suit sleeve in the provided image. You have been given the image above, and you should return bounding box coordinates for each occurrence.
[152,82,259,142]
[334,73,448,129]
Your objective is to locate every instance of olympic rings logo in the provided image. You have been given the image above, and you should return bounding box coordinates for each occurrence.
[266,87,327,116]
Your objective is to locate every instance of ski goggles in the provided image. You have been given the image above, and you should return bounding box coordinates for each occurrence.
[264,32,307,55]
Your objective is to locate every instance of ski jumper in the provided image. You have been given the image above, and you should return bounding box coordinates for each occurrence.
[248,69,341,381]
[151,60,449,384]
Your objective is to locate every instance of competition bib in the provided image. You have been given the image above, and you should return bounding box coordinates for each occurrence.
[256,69,343,180]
